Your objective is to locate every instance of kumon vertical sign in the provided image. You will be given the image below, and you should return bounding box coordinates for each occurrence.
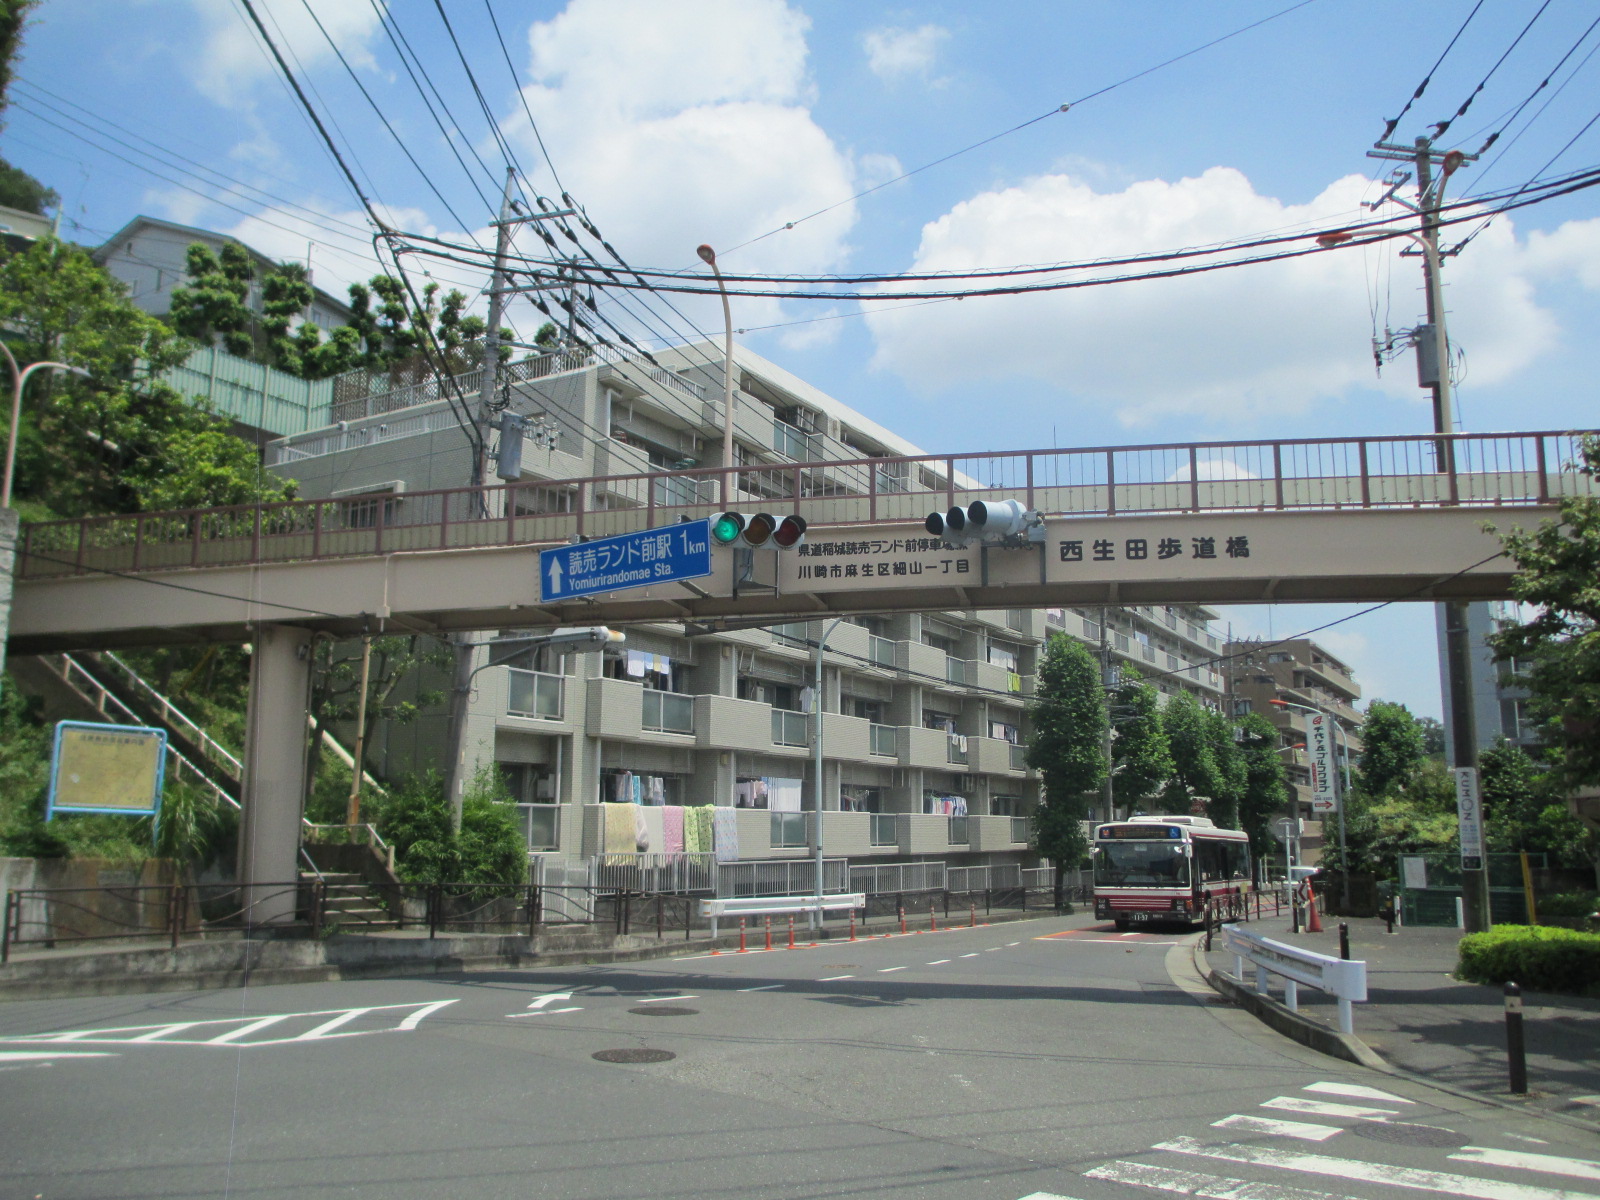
[1306,711,1337,813]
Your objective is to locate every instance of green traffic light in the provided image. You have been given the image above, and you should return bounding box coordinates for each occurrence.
[710,513,744,544]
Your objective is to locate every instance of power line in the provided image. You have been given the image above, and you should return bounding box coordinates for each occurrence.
[1380,0,1486,142]
[1430,0,1554,139]
[722,0,1325,258]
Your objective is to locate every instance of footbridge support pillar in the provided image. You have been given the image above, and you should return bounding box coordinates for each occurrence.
[239,624,312,926]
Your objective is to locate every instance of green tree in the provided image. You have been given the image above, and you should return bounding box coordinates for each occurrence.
[1109,669,1172,816]
[1025,634,1107,904]
[0,0,55,217]
[259,260,313,374]
[1236,712,1290,863]
[1203,705,1247,830]
[1481,741,1594,871]
[1416,716,1447,759]
[1161,689,1219,813]
[1358,700,1426,797]
[166,243,255,358]
[374,767,526,889]
[0,237,294,517]
[1489,437,1600,792]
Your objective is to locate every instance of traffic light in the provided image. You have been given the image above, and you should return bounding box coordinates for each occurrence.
[710,512,807,549]
[925,499,1040,546]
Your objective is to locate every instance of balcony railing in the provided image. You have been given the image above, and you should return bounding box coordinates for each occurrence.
[773,420,815,461]
[869,724,896,756]
[514,803,560,851]
[771,811,808,848]
[771,709,810,747]
[945,658,971,686]
[507,669,564,719]
[642,690,694,734]
[947,734,968,764]
[1009,742,1027,771]
[870,813,898,846]
[1010,816,1030,844]
[947,815,969,844]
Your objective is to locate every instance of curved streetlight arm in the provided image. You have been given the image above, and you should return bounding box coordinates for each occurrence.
[2,348,93,508]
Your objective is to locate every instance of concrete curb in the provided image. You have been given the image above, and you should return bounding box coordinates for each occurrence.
[0,906,1053,1002]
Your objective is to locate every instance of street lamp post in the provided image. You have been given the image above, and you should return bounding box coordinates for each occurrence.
[696,245,736,506]
[1272,698,1353,912]
[1,341,92,508]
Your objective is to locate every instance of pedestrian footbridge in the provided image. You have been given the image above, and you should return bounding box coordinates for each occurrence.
[5,428,1593,918]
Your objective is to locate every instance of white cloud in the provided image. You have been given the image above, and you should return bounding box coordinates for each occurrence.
[188,0,385,106]
[862,24,950,80]
[502,0,861,341]
[866,167,1600,428]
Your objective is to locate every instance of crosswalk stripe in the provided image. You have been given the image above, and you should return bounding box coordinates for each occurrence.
[128,1024,199,1043]
[1211,1114,1343,1142]
[1452,1148,1600,1184]
[1261,1096,1401,1120]
[1086,1158,1349,1200]
[295,1009,370,1040]
[1303,1081,1413,1104]
[1157,1135,1600,1200]
[0,1050,116,1061]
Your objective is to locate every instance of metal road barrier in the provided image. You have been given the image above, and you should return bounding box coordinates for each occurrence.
[699,893,867,938]
[1221,923,1368,1034]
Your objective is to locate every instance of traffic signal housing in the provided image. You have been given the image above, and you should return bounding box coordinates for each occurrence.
[925,499,1040,546]
[710,511,807,549]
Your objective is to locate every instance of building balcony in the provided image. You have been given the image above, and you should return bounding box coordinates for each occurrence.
[898,725,951,769]
[965,735,1024,776]
[506,668,565,722]
[969,814,1030,852]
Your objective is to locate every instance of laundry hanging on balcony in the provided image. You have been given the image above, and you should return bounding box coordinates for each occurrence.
[922,794,968,816]
[662,805,685,853]
[713,806,740,863]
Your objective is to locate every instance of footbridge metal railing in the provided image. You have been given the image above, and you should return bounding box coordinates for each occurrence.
[17,430,1595,582]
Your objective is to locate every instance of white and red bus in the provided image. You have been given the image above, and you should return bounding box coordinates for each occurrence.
[1091,816,1252,929]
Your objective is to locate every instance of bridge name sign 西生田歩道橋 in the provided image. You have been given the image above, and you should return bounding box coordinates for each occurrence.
[540,519,712,602]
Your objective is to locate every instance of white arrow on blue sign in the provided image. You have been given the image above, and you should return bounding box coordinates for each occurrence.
[540,520,713,602]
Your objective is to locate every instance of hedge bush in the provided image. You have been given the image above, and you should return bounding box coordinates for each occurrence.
[1536,891,1600,918]
[1457,924,1600,996]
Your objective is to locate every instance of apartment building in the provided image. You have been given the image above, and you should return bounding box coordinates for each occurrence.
[265,341,1227,880]
[1224,637,1364,864]
[1437,600,1538,760]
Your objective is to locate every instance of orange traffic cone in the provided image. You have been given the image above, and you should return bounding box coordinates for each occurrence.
[1305,884,1323,934]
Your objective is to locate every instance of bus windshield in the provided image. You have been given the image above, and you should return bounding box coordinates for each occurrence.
[1094,841,1190,887]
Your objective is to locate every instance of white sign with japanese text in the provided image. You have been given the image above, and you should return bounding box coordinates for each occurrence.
[1455,766,1485,872]
[1307,712,1337,813]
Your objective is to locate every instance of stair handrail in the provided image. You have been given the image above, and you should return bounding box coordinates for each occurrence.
[49,655,240,810]
[96,651,243,778]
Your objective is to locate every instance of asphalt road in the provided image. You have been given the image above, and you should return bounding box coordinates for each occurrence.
[2,914,1596,1200]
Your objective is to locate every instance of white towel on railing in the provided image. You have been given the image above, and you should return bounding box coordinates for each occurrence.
[712,806,739,862]
[639,806,664,855]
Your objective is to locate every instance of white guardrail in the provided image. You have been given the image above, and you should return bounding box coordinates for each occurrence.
[1221,924,1368,1034]
[699,893,866,938]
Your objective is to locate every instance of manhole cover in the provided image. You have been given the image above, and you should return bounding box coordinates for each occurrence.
[1351,1122,1467,1148]
[592,1048,676,1064]
[627,1006,698,1017]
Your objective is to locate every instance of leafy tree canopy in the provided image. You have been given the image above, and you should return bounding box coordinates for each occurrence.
[1358,700,1427,797]
[1236,712,1291,859]
[1489,436,1600,791]
[0,237,294,517]
[1109,668,1172,814]
[0,1,54,217]
[1160,689,1220,813]
[1024,633,1107,884]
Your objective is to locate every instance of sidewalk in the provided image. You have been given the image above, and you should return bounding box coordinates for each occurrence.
[1202,911,1600,1122]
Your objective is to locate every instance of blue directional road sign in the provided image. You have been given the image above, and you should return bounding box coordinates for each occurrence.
[541,519,713,602]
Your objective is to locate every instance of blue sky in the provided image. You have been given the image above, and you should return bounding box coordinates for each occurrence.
[9,0,1600,718]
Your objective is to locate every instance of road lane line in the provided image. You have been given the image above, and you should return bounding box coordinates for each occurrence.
[960,953,980,958]
[129,1024,200,1043]
[1086,1159,1345,1200]
[817,975,854,981]
[1302,1081,1413,1104]
[1451,1148,1600,1183]
[295,1009,371,1040]
[1261,1097,1401,1120]
[1156,1135,1594,1200]
[737,984,783,992]
[1006,941,1020,946]
[396,1000,458,1030]
[207,1014,297,1045]
[1211,1113,1344,1142]
[927,959,951,964]
[878,966,907,973]
[635,995,699,1003]
[506,1007,582,1018]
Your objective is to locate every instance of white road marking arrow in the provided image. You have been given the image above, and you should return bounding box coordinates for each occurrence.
[547,557,564,594]
[525,992,574,1010]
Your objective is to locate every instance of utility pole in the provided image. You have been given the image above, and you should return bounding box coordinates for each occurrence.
[444,171,577,826]
[1099,606,1115,822]
[1368,133,1490,932]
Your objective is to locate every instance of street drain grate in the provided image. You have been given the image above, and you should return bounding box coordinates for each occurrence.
[1352,1122,1467,1148]
[592,1048,676,1064]
[628,1006,698,1017]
